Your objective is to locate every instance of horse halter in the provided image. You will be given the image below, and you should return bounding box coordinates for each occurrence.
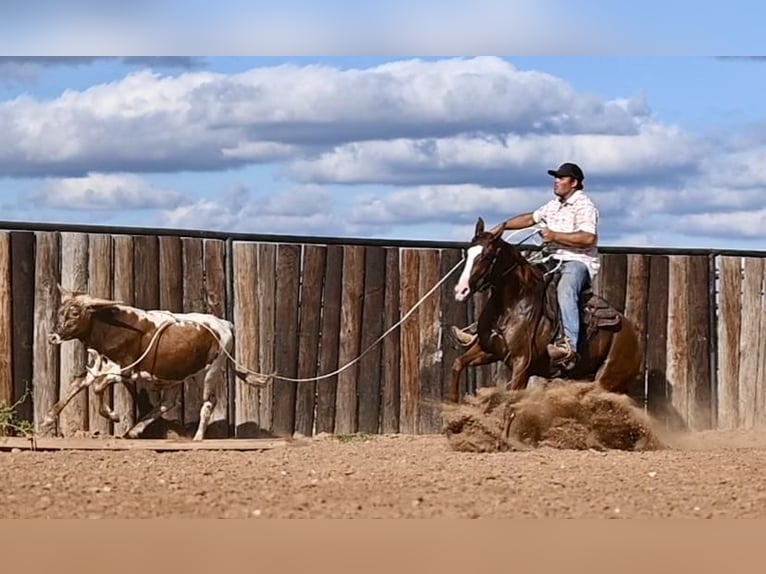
[470,241,519,293]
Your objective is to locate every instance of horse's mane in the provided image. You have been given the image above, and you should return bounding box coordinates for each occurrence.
[496,238,546,291]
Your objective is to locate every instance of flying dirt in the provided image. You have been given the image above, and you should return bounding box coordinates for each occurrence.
[442,380,664,452]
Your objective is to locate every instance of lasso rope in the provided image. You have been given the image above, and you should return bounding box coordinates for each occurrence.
[91,225,544,386]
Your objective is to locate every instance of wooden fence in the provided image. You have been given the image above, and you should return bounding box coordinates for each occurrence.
[0,223,764,438]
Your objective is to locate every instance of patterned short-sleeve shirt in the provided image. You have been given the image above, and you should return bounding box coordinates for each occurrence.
[532,190,600,278]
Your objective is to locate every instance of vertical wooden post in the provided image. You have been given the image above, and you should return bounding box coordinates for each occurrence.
[399,248,420,434]
[158,236,184,433]
[87,233,114,436]
[381,247,401,434]
[204,239,230,437]
[645,255,670,423]
[181,237,205,434]
[11,232,35,425]
[737,257,763,429]
[272,243,301,436]
[623,254,649,406]
[417,249,442,434]
[334,245,364,435]
[33,232,61,435]
[232,242,261,438]
[257,244,276,433]
[56,233,89,436]
[717,256,742,430]
[295,245,326,436]
[0,234,13,413]
[315,245,342,435]
[112,236,135,435]
[357,245,385,434]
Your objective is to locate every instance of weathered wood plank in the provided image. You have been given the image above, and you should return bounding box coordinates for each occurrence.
[666,256,690,424]
[132,235,160,433]
[623,254,649,405]
[418,249,442,434]
[10,232,35,425]
[58,233,89,435]
[315,245,342,435]
[381,247,401,434]
[737,257,762,429]
[717,256,742,430]
[232,242,261,438]
[335,245,364,435]
[399,249,420,434]
[181,237,205,434]
[272,243,301,436]
[112,236,136,435]
[87,234,114,436]
[686,255,712,431]
[157,236,184,432]
[0,436,286,452]
[294,245,326,436]
[257,244,276,433]
[204,239,229,437]
[599,253,628,313]
[756,259,766,428]
[440,248,469,407]
[0,233,12,412]
[33,232,61,436]
[645,255,670,422]
[357,245,385,434]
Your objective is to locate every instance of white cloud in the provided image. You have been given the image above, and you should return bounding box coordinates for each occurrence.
[159,185,372,237]
[0,57,662,178]
[29,173,187,210]
[674,210,766,239]
[288,124,698,187]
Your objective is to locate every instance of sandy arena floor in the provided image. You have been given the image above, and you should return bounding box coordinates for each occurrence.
[2,429,766,519]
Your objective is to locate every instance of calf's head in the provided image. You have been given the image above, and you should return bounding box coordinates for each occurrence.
[48,285,122,345]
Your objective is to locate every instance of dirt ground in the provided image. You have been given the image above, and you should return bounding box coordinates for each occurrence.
[2,426,766,518]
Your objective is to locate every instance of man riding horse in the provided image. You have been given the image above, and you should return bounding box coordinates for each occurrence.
[451,161,599,370]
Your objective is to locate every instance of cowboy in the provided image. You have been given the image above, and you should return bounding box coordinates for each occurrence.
[451,162,600,368]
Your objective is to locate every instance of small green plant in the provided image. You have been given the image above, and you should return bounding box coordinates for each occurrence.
[0,391,35,438]
[334,433,373,443]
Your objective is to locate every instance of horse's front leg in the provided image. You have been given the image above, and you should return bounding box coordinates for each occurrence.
[450,342,498,403]
[505,355,532,391]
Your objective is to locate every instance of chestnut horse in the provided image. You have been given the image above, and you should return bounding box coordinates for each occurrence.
[448,217,642,403]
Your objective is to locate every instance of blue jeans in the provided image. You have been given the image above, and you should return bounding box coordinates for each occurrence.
[557,260,591,350]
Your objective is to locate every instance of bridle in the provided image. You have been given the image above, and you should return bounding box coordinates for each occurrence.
[469,227,542,294]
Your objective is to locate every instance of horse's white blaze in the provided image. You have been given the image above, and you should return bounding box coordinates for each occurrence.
[454,245,483,302]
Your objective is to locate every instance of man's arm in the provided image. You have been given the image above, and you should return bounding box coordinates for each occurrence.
[489,212,536,233]
[541,229,597,248]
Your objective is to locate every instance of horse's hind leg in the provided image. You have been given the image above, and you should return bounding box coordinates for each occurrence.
[450,343,498,403]
[593,322,642,394]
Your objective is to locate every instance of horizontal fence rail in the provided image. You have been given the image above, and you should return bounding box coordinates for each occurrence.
[0,221,765,438]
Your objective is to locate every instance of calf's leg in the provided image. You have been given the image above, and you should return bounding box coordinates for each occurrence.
[40,372,93,433]
[193,360,224,441]
[124,387,182,439]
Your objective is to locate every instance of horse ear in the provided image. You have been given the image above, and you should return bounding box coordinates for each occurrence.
[491,222,505,241]
[475,217,485,236]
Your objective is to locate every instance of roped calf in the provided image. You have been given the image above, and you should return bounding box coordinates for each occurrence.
[43,285,265,440]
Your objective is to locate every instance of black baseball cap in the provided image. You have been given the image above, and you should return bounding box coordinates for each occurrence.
[547,162,584,181]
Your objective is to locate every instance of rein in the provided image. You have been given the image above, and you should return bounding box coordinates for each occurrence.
[78,226,544,387]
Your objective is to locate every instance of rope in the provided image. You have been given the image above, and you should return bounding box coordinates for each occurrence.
[210,256,468,384]
[86,225,544,387]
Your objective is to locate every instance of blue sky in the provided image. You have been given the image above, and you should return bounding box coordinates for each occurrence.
[1,55,766,250]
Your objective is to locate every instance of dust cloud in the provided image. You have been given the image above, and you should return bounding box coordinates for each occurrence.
[443,380,664,452]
